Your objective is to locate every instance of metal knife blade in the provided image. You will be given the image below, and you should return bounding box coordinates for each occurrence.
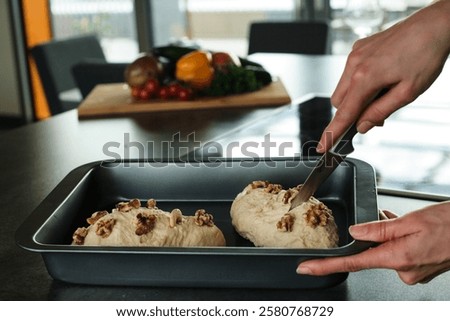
[290,123,358,210]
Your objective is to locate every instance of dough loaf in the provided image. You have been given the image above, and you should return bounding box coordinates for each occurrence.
[72,199,226,247]
[230,181,339,248]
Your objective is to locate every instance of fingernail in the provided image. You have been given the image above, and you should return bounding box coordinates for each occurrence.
[296,265,312,275]
[356,121,374,134]
[349,224,366,238]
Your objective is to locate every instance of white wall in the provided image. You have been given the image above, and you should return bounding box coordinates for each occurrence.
[0,0,24,117]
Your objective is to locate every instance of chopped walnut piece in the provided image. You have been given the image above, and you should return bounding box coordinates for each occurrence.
[304,203,332,228]
[116,201,131,212]
[96,218,115,238]
[277,213,295,232]
[169,209,183,228]
[147,198,157,208]
[116,200,136,212]
[72,227,88,245]
[264,183,283,194]
[282,189,298,204]
[86,210,108,225]
[250,180,282,193]
[135,212,156,236]
[251,180,269,189]
[194,209,214,227]
[129,198,141,209]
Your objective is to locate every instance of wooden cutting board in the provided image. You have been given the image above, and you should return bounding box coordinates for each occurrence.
[77,79,291,118]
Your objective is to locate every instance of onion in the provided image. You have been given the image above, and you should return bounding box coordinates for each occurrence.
[124,54,164,87]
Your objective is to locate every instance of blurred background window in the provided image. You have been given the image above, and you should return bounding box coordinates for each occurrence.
[49,0,435,58]
[50,0,138,62]
[179,0,297,56]
[45,0,449,197]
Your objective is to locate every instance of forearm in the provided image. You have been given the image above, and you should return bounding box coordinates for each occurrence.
[423,0,450,57]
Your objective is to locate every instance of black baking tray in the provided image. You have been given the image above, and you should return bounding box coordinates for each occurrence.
[16,158,378,289]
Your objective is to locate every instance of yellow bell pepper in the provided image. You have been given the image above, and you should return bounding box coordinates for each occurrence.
[175,50,214,90]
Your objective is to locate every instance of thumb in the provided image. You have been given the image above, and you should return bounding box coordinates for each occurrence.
[349,216,412,242]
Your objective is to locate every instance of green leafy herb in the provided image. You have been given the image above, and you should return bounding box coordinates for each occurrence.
[204,65,272,97]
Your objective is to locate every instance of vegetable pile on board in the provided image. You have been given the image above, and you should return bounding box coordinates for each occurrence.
[124,45,272,102]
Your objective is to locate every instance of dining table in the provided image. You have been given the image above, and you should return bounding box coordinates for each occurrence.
[1,53,450,301]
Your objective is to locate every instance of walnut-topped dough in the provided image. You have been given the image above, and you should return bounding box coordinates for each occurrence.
[72,199,226,247]
[231,182,339,248]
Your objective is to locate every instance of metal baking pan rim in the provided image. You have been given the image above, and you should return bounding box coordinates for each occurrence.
[25,237,374,257]
[17,157,378,257]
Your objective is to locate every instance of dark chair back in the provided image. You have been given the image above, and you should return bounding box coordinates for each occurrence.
[31,35,106,115]
[248,21,329,55]
[72,59,128,98]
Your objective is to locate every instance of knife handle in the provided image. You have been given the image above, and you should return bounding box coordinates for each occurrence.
[330,123,358,156]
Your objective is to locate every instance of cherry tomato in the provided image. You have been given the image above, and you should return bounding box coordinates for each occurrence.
[168,82,182,98]
[144,78,160,96]
[138,88,151,100]
[177,87,194,101]
[131,86,141,99]
[158,86,170,100]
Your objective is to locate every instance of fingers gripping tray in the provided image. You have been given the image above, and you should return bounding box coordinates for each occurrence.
[16,158,378,289]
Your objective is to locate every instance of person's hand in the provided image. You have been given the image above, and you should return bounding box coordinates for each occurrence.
[318,0,450,152]
[296,202,450,285]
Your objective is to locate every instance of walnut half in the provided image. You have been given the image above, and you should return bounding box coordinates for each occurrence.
[251,180,269,189]
[116,198,141,212]
[264,183,283,194]
[250,180,283,194]
[135,212,156,236]
[72,227,88,245]
[194,209,214,227]
[86,210,108,225]
[147,198,157,208]
[277,213,295,232]
[96,218,115,238]
[304,203,332,228]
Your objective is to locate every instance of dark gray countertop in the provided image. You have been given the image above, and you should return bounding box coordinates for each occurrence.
[2,54,449,300]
